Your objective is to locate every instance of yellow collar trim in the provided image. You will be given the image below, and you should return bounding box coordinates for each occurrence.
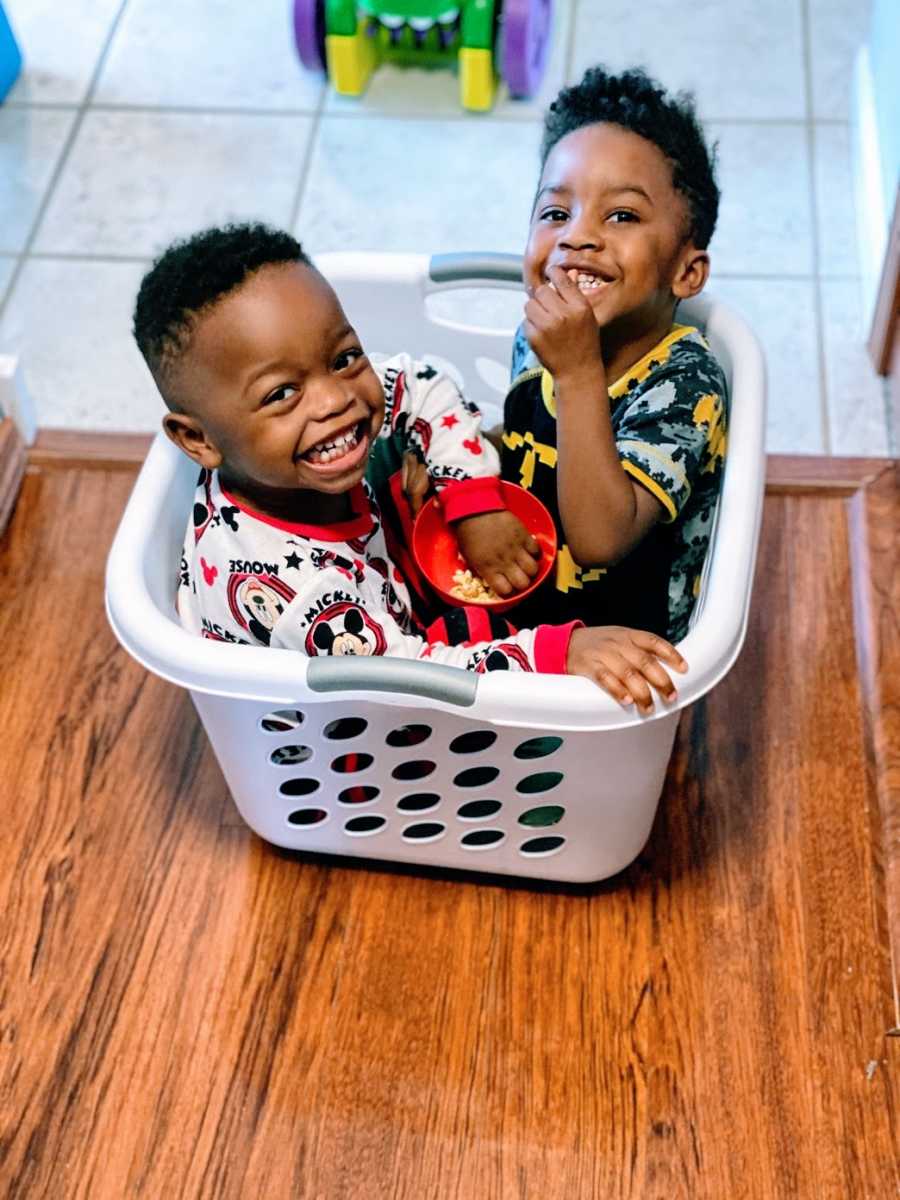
[540,324,698,418]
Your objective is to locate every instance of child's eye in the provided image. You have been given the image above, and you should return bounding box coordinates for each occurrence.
[608,209,638,223]
[334,347,366,370]
[539,207,569,223]
[261,384,297,406]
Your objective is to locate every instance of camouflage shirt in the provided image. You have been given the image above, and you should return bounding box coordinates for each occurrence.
[501,322,728,642]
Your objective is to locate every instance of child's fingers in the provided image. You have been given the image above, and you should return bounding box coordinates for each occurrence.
[627,629,688,673]
[515,547,540,578]
[506,562,534,591]
[484,570,512,597]
[526,284,568,321]
[547,264,589,306]
[596,649,655,712]
[408,484,425,516]
[487,564,528,594]
[410,475,429,515]
[524,297,555,330]
[547,263,579,294]
[588,665,635,708]
[617,643,679,703]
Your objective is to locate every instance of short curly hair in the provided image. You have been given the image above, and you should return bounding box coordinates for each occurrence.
[541,66,719,249]
[133,222,310,400]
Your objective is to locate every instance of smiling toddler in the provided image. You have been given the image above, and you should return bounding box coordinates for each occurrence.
[502,66,728,642]
[131,222,688,710]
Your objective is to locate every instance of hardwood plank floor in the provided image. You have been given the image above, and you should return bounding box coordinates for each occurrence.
[0,458,897,1200]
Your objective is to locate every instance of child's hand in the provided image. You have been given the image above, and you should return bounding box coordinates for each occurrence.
[401,452,431,516]
[524,265,604,381]
[566,626,688,713]
[455,510,541,597]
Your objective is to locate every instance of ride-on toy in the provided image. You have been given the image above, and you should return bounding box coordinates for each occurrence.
[293,0,553,112]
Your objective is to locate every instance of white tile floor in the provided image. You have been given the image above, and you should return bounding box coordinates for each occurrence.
[0,0,892,453]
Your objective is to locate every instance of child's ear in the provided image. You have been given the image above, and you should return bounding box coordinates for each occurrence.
[671,245,710,300]
[162,412,223,470]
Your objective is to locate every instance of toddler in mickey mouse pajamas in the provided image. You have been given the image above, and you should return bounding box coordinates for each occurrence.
[132,223,686,713]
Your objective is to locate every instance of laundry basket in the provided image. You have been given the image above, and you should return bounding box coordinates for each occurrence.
[105,252,766,883]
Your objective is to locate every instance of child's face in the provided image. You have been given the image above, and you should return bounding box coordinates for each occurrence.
[167,262,385,500]
[524,122,705,336]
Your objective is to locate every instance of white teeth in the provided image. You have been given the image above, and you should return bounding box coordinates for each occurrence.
[305,425,360,463]
[564,268,608,291]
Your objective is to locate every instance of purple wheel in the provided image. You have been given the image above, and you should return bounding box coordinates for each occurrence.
[501,0,553,98]
[294,0,326,73]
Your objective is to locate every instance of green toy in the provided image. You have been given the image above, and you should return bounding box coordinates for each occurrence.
[293,0,553,112]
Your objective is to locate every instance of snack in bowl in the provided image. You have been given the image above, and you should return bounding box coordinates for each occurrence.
[412,481,557,614]
[450,569,500,604]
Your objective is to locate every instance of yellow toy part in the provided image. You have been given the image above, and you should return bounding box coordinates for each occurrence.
[459,47,495,111]
[326,18,377,96]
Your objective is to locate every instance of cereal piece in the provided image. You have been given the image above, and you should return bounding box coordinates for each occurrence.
[450,568,499,604]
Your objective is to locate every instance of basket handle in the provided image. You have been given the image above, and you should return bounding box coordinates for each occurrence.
[428,253,523,286]
[307,656,478,707]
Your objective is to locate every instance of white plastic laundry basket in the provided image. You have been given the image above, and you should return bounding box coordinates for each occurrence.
[105,253,766,883]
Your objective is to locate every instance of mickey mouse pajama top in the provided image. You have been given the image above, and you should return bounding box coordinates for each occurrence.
[177,354,577,674]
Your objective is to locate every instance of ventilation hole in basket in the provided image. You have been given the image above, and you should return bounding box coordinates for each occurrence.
[269,744,313,766]
[331,752,374,774]
[323,717,368,740]
[514,735,563,760]
[454,766,500,788]
[402,821,446,843]
[518,805,565,827]
[386,723,432,748]
[279,778,320,797]
[449,730,497,755]
[516,771,563,795]
[392,759,436,781]
[519,835,566,856]
[260,709,304,732]
[397,792,441,813]
[344,814,387,836]
[287,807,328,826]
[457,799,502,821]
[460,828,506,850]
[338,785,380,805]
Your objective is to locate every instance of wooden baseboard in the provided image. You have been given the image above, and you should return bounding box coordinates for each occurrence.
[0,417,26,538]
[764,453,894,494]
[27,428,155,471]
[22,432,898,484]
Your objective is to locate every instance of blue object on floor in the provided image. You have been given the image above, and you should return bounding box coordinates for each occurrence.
[0,3,22,103]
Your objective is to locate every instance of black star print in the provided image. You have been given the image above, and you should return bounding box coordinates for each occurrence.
[284,551,302,570]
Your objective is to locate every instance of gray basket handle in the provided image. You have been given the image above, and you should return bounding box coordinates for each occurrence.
[428,253,523,285]
[307,656,478,706]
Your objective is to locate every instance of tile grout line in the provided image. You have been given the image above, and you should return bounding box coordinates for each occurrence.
[799,0,832,455]
[288,85,329,234]
[0,0,133,327]
[563,0,579,85]
[2,250,864,284]
[4,98,851,126]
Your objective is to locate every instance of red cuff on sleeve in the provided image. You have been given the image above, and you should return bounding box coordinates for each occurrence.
[533,620,584,675]
[439,475,505,523]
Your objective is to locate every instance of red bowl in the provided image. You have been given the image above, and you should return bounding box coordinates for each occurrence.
[412,481,557,614]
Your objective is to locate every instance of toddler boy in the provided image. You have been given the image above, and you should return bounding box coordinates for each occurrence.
[132,222,686,710]
[503,66,728,641]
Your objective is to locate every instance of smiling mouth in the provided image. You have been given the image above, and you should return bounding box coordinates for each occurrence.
[555,268,614,294]
[300,420,369,470]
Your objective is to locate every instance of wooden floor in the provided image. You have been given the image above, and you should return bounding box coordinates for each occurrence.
[0,453,898,1199]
